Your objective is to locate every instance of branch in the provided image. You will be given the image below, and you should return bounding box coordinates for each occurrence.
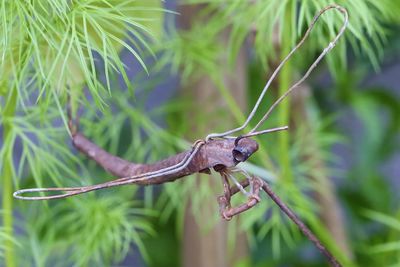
[260,180,342,267]
[219,177,342,267]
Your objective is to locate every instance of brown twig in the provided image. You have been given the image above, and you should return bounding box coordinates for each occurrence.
[218,175,342,267]
[260,179,341,267]
[218,176,261,220]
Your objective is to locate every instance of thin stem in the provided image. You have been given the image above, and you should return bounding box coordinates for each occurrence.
[217,174,342,266]
[2,87,17,267]
[261,180,342,267]
[278,4,293,182]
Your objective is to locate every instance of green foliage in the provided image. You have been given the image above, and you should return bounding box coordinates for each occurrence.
[0,104,81,189]
[10,80,186,266]
[161,0,400,76]
[16,191,155,267]
[0,215,19,260]
[363,210,400,266]
[325,65,400,266]
[1,0,163,109]
[155,18,224,82]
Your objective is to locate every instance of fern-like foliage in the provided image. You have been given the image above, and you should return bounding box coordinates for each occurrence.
[179,0,400,73]
[363,210,400,266]
[17,191,156,266]
[1,0,163,109]
[1,1,167,266]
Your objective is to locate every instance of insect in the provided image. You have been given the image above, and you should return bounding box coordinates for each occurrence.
[14,5,348,267]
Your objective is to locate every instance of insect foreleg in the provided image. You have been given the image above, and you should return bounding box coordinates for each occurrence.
[217,175,262,220]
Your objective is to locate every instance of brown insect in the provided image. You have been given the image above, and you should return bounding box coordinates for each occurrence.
[14,5,348,267]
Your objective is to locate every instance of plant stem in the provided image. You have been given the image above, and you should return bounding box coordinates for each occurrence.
[261,180,342,267]
[2,87,17,267]
[278,5,293,182]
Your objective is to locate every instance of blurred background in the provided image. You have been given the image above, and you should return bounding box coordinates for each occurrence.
[1,1,400,266]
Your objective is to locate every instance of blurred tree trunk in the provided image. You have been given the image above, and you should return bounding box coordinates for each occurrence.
[178,5,249,267]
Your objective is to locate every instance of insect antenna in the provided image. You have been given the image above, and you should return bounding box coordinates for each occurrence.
[237,126,289,140]
[206,4,348,141]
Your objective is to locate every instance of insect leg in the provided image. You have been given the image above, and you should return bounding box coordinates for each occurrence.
[230,167,263,202]
[220,171,232,204]
[225,171,249,196]
[217,172,233,220]
[217,176,262,220]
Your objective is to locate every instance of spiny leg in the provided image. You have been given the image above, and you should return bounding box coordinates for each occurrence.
[217,173,262,220]
[218,172,233,220]
[223,176,262,220]
[221,172,231,205]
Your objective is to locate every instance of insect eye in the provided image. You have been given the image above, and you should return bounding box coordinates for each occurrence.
[232,147,249,162]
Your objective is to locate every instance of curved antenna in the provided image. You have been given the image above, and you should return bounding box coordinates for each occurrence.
[206,4,348,140]
[14,140,205,200]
